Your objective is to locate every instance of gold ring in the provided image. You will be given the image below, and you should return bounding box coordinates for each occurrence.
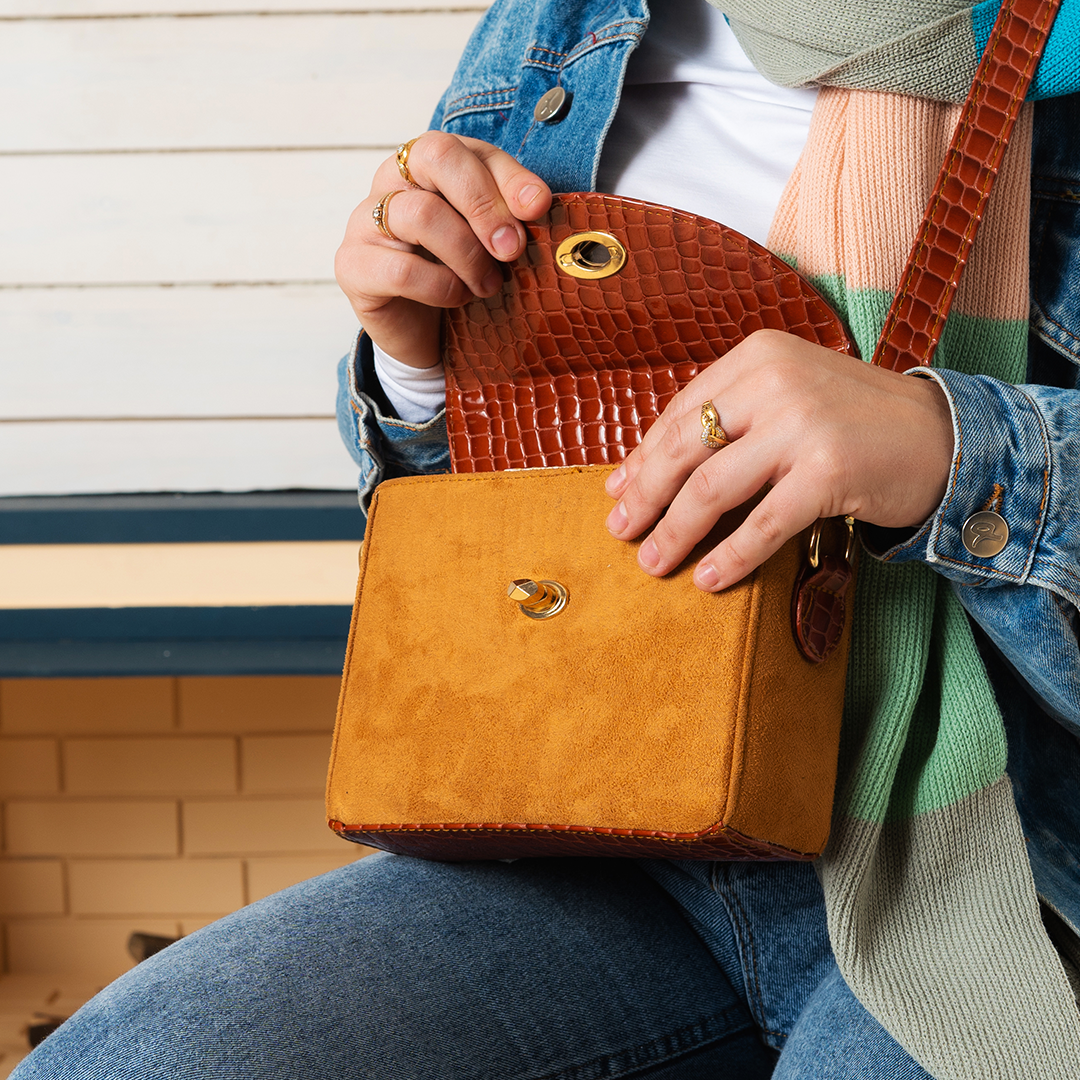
[396,137,422,187]
[373,189,405,242]
[700,400,729,449]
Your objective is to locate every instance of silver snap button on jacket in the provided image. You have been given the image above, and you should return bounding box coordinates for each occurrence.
[962,511,1010,557]
[534,86,570,123]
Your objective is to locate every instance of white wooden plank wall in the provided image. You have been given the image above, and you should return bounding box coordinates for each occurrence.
[0,1,451,13]
[0,2,488,496]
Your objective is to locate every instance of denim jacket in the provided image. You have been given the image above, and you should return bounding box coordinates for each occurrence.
[336,0,1080,929]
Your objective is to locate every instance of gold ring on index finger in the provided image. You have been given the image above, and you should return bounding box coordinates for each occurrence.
[373,189,406,242]
[700,400,729,449]
[396,136,423,187]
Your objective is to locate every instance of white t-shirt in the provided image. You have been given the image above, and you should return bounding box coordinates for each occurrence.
[374,0,817,422]
[595,0,817,245]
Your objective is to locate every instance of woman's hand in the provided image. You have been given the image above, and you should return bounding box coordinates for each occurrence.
[604,330,955,591]
[334,132,552,370]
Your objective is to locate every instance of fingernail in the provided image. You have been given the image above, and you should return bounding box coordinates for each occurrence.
[695,563,719,589]
[492,225,519,259]
[519,184,542,208]
[639,538,660,570]
[605,465,626,496]
[606,502,627,534]
[480,269,502,294]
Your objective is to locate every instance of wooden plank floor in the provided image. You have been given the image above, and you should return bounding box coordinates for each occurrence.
[0,2,488,496]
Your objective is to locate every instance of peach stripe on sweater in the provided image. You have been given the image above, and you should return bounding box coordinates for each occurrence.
[769,88,1031,322]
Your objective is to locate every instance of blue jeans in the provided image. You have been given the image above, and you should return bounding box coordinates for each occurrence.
[14,855,932,1079]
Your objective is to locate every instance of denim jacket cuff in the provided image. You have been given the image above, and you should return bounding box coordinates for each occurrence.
[871,367,1051,589]
[336,330,451,514]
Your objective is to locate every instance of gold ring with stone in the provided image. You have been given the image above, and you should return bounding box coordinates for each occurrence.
[700,400,729,449]
[396,137,422,186]
[373,189,405,242]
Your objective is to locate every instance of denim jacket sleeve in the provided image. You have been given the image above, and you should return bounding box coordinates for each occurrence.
[873,359,1080,727]
[336,330,450,514]
[871,94,1080,728]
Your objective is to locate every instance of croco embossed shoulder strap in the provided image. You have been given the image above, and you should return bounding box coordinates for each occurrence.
[872,0,1061,374]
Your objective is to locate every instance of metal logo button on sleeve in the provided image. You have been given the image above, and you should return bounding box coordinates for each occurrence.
[534,86,571,123]
[962,511,1009,557]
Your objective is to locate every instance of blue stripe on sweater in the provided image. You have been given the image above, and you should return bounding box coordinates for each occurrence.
[972,0,1080,99]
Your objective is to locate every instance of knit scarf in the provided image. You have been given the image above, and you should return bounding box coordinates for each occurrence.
[705,1,1080,1076]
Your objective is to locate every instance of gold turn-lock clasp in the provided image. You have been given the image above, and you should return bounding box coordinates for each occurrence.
[554,231,626,280]
[508,579,569,620]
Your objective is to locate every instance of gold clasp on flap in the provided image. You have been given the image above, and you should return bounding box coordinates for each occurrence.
[554,232,626,280]
[508,579,568,620]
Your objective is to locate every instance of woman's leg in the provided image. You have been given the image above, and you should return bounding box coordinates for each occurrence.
[647,861,935,1080]
[13,854,776,1080]
[772,965,933,1078]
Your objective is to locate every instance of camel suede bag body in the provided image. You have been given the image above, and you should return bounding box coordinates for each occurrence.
[326,3,1037,859]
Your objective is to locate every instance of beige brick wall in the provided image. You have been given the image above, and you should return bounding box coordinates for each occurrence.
[0,676,370,982]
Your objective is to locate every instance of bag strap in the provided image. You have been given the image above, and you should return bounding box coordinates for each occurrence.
[872,0,1061,373]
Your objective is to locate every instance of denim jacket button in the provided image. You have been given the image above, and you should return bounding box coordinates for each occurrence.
[962,511,1010,557]
[534,86,571,123]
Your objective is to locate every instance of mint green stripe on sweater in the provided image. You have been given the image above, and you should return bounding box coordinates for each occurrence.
[796,275,1030,381]
[867,578,1007,824]
[765,275,1026,826]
